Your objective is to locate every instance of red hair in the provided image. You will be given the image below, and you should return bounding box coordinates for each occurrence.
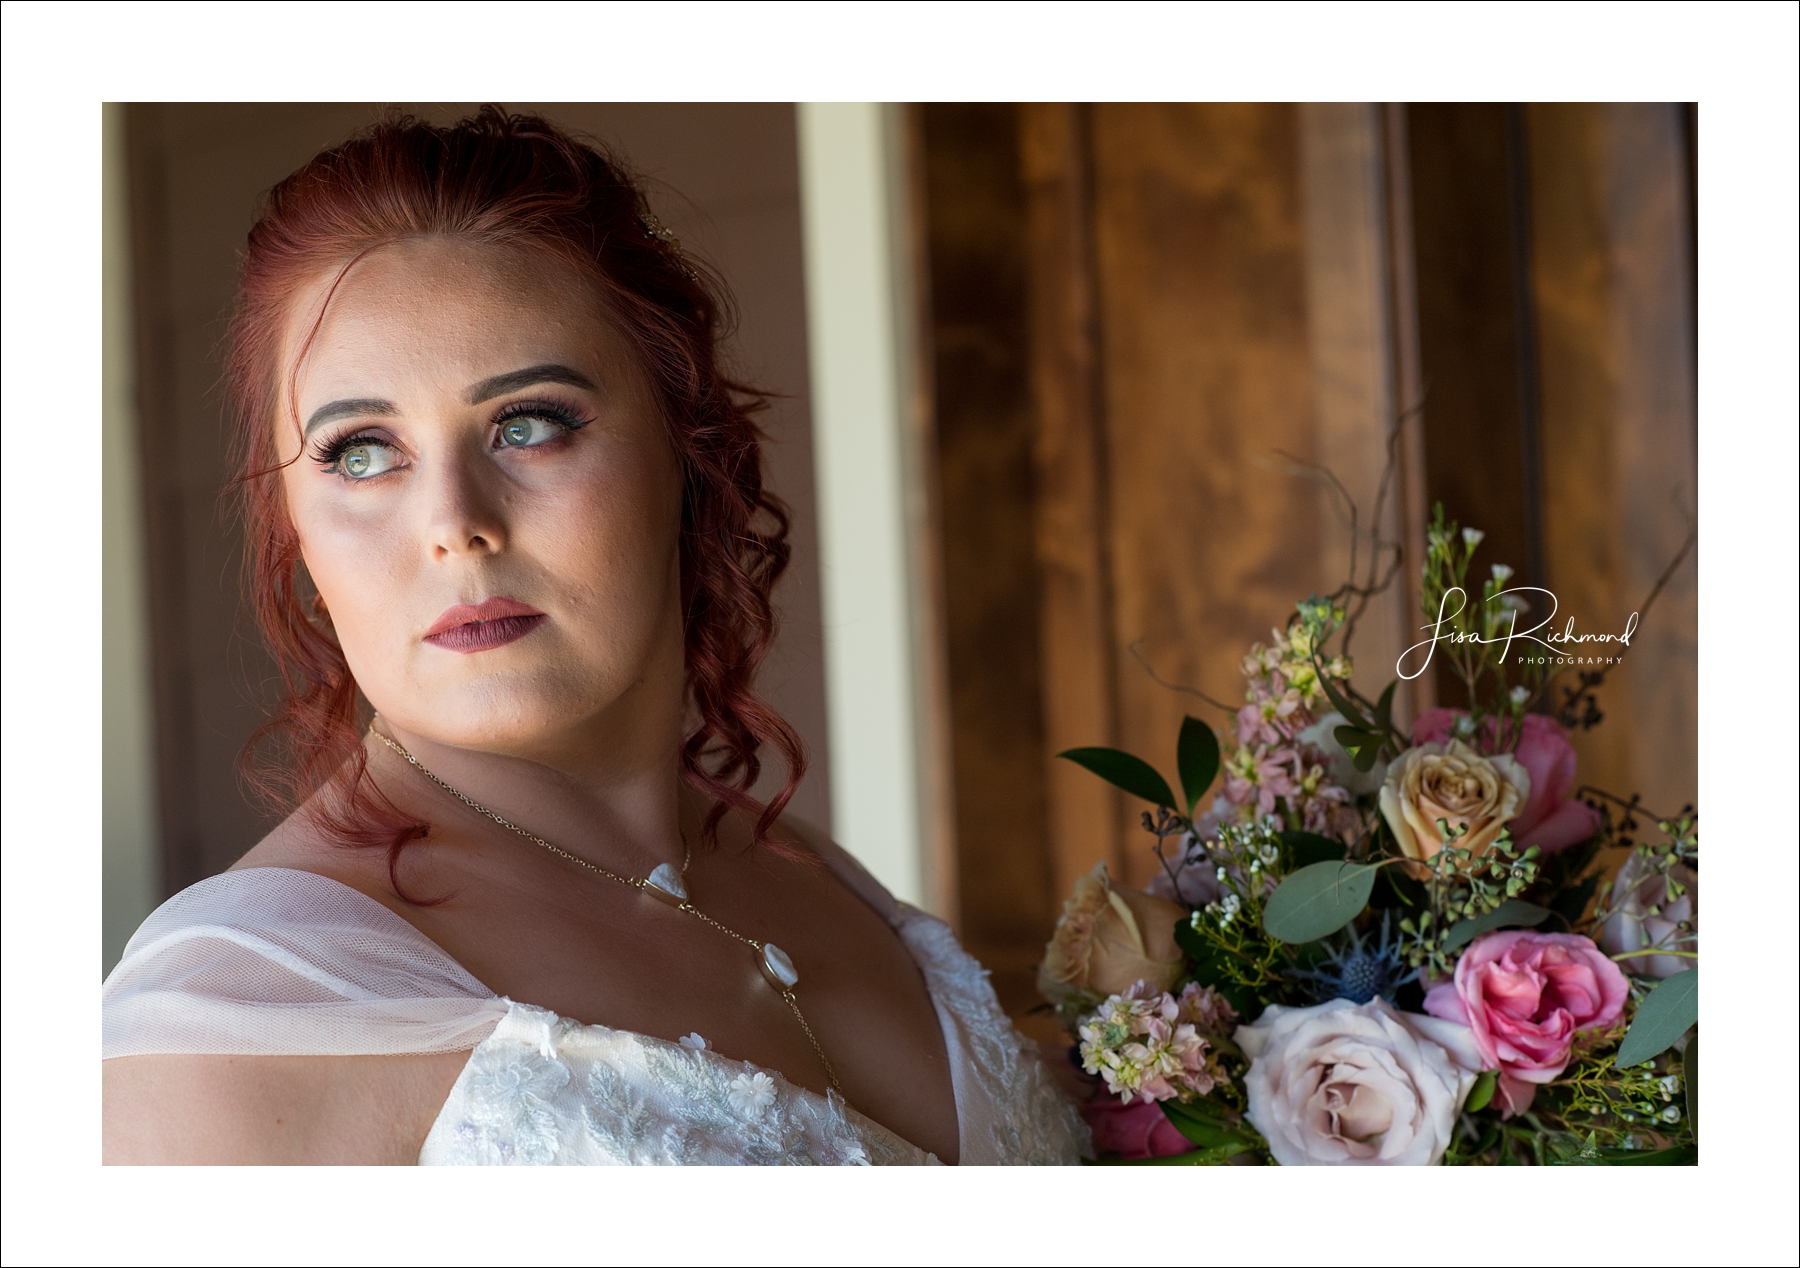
[226,107,805,884]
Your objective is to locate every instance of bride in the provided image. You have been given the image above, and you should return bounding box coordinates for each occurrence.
[102,107,1087,1166]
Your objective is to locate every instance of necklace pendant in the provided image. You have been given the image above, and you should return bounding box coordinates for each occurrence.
[759,942,799,992]
[644,862,688,907]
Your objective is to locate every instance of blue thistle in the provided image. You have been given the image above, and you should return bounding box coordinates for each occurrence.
[1291,911,1417,1005]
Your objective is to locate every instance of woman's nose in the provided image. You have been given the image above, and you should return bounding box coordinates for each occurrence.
[425,442,508,560]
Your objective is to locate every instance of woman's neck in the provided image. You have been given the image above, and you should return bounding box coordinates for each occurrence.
[369,708,690,879]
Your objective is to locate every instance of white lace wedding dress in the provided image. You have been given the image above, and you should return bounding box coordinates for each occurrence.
[102,854,1089,1166]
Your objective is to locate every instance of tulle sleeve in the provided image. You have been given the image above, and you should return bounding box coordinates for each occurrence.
[102,867,507,1059]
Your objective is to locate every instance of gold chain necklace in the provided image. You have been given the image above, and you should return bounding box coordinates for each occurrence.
[370,727,846,1099]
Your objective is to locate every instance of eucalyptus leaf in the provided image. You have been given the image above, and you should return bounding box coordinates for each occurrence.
[1057,747,1177,809]
[1177,716,1221,814]
[1615,970,1697,1069]
[1262,860,1380,944]
[1441,899,1553,952]
[1463,1069,1497,1114]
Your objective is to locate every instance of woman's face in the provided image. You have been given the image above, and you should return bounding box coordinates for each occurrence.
[276,237,686,762]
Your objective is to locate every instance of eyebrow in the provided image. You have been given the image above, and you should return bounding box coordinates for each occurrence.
[465,363,598,405]
[304,398,398,435]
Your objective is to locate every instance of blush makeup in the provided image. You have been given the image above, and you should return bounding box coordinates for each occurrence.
[423,597,547,654]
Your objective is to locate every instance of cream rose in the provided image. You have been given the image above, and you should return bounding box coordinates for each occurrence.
[1378,738,1530,873]
[1236,999,1481,1166]
[1038,862,1187,1000]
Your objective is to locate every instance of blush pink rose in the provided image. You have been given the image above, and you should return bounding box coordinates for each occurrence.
[1411,709,1601,853]
[1082,1093,1196,1160]
[1424,930,1628,1116]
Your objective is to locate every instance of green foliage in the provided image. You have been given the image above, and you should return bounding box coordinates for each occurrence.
[1280,830,1347,869]
[1176,716,1221,814]
[1535,1034,1691,1149]
[1616,971,1697,1068]
[1684,1033,1698,1140]
[1548,1136,1696,1166]
[1158,1100,1261,1163]
[1174,820,1311,1008]
[1056,747,1177,810]
[1397,824,1541,978]
[1463,1070,1497,1114]
[1415,503,1551,721]
[1441,898,1552,952]
[1262,861,1381,944]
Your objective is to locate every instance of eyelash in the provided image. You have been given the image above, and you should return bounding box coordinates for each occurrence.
[491,397,593,441]
[308,398,594,472]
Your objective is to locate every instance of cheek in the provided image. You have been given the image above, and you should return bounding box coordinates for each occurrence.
[284,480,417,667]
[526,445,683,605]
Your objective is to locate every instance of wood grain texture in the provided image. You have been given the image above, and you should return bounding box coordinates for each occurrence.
[916,104,1056,1018]
[1019,103,1125,904]
[1527,103,1697,815]
[1089,103,1323,887]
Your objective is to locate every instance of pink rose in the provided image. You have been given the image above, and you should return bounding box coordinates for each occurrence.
[1412,709,1601,854]
[1082,1094,1197,1160]
[1424,930,1628,1116]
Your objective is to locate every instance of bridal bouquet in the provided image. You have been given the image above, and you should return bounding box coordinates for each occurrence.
[1039,510,1698,1166]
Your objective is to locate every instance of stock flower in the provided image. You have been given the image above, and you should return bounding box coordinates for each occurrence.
[1378,739,1530,873]
[1038,863,1187,1000]
[1223,744,1299,818]
[1078,983,1223,1104]
[1413,709,1600,853]
[1599,853,1697,979]
[1424,930,1628,1117]
[1175,982,1239,1037]
[1235,998,1480,1166]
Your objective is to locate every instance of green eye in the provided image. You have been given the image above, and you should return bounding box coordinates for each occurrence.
[500,416,558,448]
[338,443,397,479]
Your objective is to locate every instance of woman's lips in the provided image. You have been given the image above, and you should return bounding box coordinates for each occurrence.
[424,597,547,654]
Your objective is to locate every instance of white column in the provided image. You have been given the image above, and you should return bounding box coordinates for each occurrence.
[103,102,161,972]
[795,103,926,907]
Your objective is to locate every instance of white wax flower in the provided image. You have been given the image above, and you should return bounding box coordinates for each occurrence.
[1236,998,1480,1166]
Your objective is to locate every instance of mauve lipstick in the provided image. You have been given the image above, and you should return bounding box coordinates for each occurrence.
[423,597,547,654]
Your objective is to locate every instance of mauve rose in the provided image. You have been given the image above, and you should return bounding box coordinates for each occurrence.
[1038,863,1188,1000]
[1083,1094,1196,1160]
[1599,853,1697,979]
[1424,929,1628,1116]
[1412,709,1601,854]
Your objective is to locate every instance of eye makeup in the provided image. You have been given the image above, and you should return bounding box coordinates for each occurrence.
[305,395,595,480]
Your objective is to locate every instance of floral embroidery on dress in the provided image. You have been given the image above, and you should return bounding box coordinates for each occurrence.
[894,907,1092,1165]
[728,1072,778,1119]
[422,1003,927,1166]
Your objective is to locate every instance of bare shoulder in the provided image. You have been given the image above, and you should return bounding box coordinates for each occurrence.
[103,1050,468,1165]
[228,800,396,904]
[771,810,900,922]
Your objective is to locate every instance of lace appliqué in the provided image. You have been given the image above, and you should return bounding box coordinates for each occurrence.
[894,907,1093,1165]
[421,1003,929,1167]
